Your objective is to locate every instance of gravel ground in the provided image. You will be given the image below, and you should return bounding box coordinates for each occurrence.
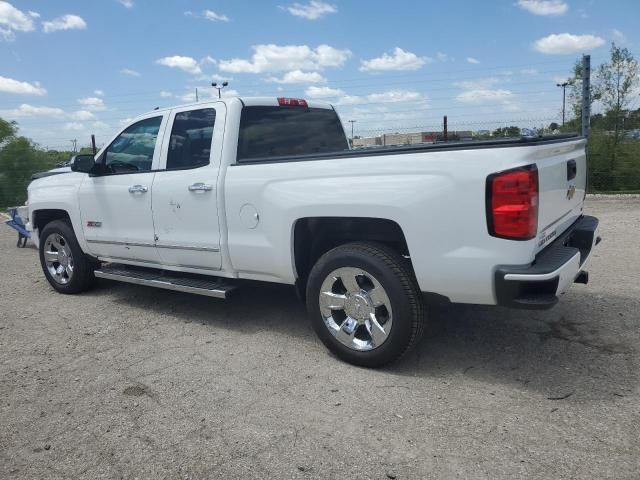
[1,196,638,479]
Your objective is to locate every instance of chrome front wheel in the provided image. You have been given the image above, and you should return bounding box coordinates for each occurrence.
[319,267,393,351]
[43,232,75,285]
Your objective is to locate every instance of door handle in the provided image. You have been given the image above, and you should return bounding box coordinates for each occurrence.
[188,182,213,192]
[128,184,148,194]
[567,159,577,181]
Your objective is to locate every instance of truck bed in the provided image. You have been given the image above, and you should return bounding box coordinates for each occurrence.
[233,134,581,165]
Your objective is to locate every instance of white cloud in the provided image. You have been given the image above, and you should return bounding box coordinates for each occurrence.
[160,90,172,97]
[0,1,36,40]
[120,68,140,77]
[336,89,427,106]
[436,52,449,62]
[466,57,480,64]
[219,44,351,73]
[612,29,627,44]
[156,55,202,75]
[64,122,85,131]
[284,1,337,20]
[185,10,230,22]
[28,11,39,18]
[517,0,568,16]
[0,104,65,118]
[92,120,109,130]
[269,70,326,84]
[457,89,514,104]
[200,55,216,65]
[210,73,231,82]
[203,9,229,22]
[305,86,344,98]
[118,0,134,8]
[454,77,517,109]
[454,77,502,90]
[360,48,430,72]
[42,14,87,33]
[220,88,239,98]
[78,97,106,111]
[70,110,95,121]
[533,33,605,54]
[0,75,46,95]
[94,89,104,96]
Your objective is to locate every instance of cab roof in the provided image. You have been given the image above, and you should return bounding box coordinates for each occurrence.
[140,96,334,117]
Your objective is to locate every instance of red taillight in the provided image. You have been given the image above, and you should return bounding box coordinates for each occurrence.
[277,97,308,107]
[486,165,538,240]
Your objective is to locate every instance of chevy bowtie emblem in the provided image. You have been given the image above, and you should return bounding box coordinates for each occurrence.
[566,185,576,200]
[87,221,102,228]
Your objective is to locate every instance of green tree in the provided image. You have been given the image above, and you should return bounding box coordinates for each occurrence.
[595,42,640,168]
[562,58,602,133]
[492,126,520,137]
[0,118,58,208]
[0,117,17,144]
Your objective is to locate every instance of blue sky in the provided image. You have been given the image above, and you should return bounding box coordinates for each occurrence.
[1,0,638,149]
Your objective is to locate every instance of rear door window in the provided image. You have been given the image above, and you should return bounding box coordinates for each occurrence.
[237,106,348,162]
[166,108,216,170]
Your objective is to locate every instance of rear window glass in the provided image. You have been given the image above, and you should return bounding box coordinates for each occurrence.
[237,106,349,162]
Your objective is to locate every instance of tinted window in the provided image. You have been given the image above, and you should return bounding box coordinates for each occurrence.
[167,108,216,170]
[103,116,162,173]
[237,106,348,162]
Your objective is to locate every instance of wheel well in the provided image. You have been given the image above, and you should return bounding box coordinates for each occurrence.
[33,209,71,233]
[293,217,410,283]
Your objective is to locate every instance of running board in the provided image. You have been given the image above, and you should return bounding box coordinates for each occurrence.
[95,265,236,299]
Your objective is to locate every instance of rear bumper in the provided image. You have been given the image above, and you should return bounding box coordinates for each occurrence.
[494,215,600,309]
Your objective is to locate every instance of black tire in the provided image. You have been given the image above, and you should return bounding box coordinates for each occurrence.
[38,220,97,294]
[306,242,425,367]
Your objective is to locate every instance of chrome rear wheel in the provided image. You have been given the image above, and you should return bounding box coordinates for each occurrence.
[306,242,425,367]
[319,266,392,351]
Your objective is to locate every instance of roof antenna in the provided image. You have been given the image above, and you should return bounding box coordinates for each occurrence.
[154,107,159,110]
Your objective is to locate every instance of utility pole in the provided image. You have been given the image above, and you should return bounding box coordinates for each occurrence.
[581,54,591,138]
[556,81,569,126]
[195,87,199,102]
[348,120,356,143]
[212,81,228,99]
[70,139,77,153]
[443,115,448,142]
[91,134,97,155]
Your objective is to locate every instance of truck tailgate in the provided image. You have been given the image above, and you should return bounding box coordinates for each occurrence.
[534,138,587,253]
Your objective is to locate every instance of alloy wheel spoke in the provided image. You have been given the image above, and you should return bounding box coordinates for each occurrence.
[321,291,347,310]
[368,287,387,308]
[44,251,59,263]
[366,314,388,347]
[65,265,74,278]
[340,273,361,293]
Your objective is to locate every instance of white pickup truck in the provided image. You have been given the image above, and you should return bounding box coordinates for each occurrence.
[27,97,600,367]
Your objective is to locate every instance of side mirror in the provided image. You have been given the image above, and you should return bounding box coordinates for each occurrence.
[70,154,96,173]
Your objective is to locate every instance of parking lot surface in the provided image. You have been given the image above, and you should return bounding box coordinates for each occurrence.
[1,196,639,479]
